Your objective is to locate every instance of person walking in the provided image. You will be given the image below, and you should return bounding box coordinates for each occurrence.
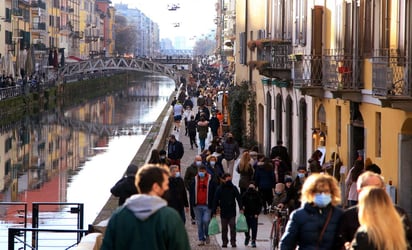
[164,165,189,223]
[347,187,407,250]
[212,173,243,248]
[279,173,343,250]
[209,112,220,137]
[184,155,202,224]
[221,133,240,175]
[237,151,254,196]
[254,156,275,214]
[173,100,184,132]
[167,134,184,167]
[110,164,138,206]
[182,105,194,136]
[270,140,291,172]
[241,182,263,248]
[187,115,198,149]
[308,149,323,174]
[197,115,209,151]
[335,171,412,249]
[101,165,190,250]
[189,165,218,246]
[345,159,364,207]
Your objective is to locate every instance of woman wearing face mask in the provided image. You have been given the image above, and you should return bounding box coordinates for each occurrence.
[280,174,343,250]
[164,165,189,223]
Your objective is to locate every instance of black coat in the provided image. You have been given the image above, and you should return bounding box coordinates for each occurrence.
[168,140,184,160]
[110,176,138,206]
[335,205,412,250]
[164,177,188,211]
[213,181,242,219]
[241,188,263,216]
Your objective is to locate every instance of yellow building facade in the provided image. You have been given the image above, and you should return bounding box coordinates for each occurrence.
[235,0,412,216]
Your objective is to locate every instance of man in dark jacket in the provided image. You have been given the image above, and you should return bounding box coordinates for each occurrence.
[212,173,243,248]
[184,155,202,224]
[187,115,198,149]
[270,140,291,172]
[209,112,220,137]
[167,134,184,167]
[222,133,240,175]
[189,166,218,246]
[164,165,189,223]
[110,164,138,206]
[241,182,263,248]
[101,165,190,250]
[335,171,412,249]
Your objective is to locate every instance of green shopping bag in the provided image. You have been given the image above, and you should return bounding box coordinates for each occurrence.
[208,217,220,235]
[235,214,248,232]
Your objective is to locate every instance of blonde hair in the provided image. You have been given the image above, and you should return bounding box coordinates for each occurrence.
[239,151,252,172]
[301,173,341,206]
[357,187,407,250]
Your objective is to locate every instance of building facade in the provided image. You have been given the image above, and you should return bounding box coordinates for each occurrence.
[234,0,412,217]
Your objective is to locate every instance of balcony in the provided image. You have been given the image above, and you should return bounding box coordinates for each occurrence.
[372,49,412,111]
[291,53,323,97]
[31,0,46,9]
[322,49,363,101]
[31,22,46,32]
[256,40,292,80]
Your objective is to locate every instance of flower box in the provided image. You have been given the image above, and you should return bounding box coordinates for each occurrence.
[261,78,270,85]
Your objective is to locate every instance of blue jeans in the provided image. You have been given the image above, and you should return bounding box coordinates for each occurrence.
[194,205,211,241]
[199,137,206,151]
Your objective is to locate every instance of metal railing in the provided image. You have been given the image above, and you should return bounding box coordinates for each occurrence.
[0,202,28,250]
[292,52,323,88]
[322,49,363,90]
[372,49,411,97]
[31,202,85,249]
[8,228,89,250]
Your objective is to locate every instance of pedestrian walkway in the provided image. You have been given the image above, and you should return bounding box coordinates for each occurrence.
[169,101,276,250]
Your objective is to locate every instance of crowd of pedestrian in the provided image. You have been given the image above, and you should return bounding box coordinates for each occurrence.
[103,63,412,250]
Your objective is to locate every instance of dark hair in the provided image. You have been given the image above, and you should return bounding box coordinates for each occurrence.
[126,164,138,176]
[135,165,169,194]
[159,149,167,155]
[148,149,161,164]
[351,160,365,182]
[365,164,381,174]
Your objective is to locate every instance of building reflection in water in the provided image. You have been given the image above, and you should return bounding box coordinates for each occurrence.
[0,75,175,230]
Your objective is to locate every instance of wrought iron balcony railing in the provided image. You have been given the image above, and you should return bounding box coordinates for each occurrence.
[372,49,411,97]
[256,40,292,79]
[32,22,46,31]
[291,53,322,88]
[322,49,363,90]
[31,0,46,9]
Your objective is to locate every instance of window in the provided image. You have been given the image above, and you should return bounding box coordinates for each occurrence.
[371,0,390,49]
[276,94,283,141]
[270,0,293,41]
[239,32,247,65]
[397,0,411,57]
[295,0,307,45]
[336,106,341,146]
[376,112,381,157]
[5,31,12,45]
[286,96,293,161]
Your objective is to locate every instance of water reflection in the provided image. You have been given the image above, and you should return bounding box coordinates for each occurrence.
[0,75,174,248]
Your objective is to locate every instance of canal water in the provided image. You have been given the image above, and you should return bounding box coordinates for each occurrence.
[0,74,175,249]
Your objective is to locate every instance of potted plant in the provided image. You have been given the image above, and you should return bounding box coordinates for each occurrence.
[247,40,256,50]
[248,60,258,68]
[261,77,270,85]
[256,60,270,71]
[288,53,303,61]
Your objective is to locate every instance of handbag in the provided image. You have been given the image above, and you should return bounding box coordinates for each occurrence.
[208,217,220,235]
[317,207,333,249]
[235,213,248,232]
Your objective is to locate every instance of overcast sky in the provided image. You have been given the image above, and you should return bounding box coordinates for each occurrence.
[112,0,217,41]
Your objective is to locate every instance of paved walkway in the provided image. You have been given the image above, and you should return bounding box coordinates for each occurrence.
[168,103,276,250]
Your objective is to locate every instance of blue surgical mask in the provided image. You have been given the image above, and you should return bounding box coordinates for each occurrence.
[175,172,181,178]
[209,161,216,166]
[196,161,202,167]
[314,193,332,207]
[198,172,205,178]
[297,173,305,178]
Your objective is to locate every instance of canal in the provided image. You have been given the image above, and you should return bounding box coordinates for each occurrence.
[0,74,175,249]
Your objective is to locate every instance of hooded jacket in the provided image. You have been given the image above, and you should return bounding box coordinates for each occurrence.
[101,194,190,250]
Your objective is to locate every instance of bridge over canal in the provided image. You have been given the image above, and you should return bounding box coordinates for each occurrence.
[59,57,193,85]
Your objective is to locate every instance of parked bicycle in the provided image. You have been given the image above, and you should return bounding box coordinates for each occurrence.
[269,206,289,250]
